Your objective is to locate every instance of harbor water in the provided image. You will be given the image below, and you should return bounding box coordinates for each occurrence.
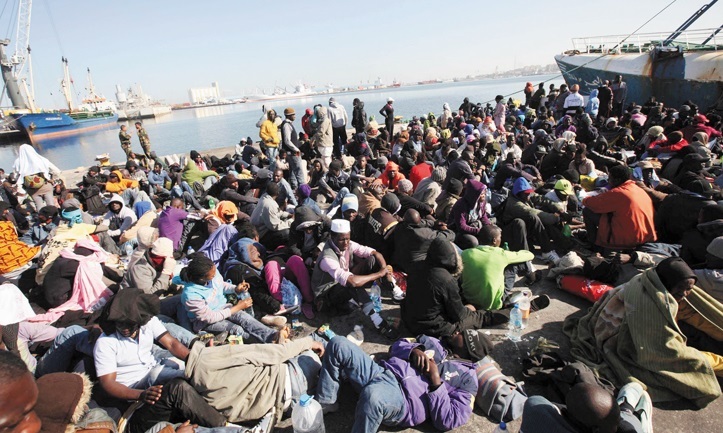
[0,74,557,171]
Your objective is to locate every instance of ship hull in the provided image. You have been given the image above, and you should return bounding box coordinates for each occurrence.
[554,50,723,111]
[11,112,119,144]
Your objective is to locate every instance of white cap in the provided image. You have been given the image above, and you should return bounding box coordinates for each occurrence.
[387,97,395,103]
[330,219,351,234]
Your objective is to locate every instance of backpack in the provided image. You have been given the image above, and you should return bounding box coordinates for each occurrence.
[24,174,46,189]
[474,356,527,422]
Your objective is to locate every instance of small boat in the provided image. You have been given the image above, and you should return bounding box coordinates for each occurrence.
[555,1,723,111]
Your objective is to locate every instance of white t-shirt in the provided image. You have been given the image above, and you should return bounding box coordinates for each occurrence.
[94,316,168,388]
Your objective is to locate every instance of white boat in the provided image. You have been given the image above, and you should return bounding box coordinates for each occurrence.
[115,83,172,120]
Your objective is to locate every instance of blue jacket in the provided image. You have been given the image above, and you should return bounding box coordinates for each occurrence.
[382,335,478,430]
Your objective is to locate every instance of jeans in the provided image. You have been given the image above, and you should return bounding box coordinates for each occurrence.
[316,337,406,433]
[286,337,324,407]
[519,395,643,433]
[35,325,94,377]
[157,316,196,347]
[202,310,277,343]
[266,147,278,163]
[160,296,194,332]
[31,183,56,210]
[128,378,227,433]
[503,262,534,297]
[203,176,218,191]
[146,423,243,433]
[171,186,203,210]
[327,187,351,212]
[288,153,304,190]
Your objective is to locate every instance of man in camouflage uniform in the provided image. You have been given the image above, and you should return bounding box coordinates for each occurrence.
[119,124,133,159]
[135,122,152,158]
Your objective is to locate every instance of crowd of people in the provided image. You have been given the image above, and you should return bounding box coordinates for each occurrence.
[1,78,723,433]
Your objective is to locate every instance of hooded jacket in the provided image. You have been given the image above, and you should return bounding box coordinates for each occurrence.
[102,194,137,237]
[181,160,217,185]
[327,101,348,129]
[259,117,280,148]
[447,180,489,236]
[351,101,368,131]
[392,219,455,273]
[104,170,138,193]
[380,161,406,190]
[311,107,333,149]
[402,238,474,337]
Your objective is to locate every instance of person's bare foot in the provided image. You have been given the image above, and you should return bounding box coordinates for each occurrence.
[465,304,476,312]
[275,325,291,344]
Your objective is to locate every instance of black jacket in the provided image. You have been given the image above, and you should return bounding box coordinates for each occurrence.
[401,237,474,337]
[392,220,455,273]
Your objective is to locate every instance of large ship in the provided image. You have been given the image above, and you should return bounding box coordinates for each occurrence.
[115,83,172,121]
[0,1,117,146]
[555,1,723,111]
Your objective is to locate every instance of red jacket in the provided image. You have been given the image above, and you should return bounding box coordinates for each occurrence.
[681,124,722,142]
[583,180,657,249]
[409,163,433,191]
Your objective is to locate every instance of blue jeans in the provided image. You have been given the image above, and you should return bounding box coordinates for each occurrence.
[35,325,94,377]
[286,333,326,406]
[287,154,304,190]
[328,187,351,211]
[157,315,196,347]
[266,147,278,163]
[202,311,277,343]
[316,337,406,433]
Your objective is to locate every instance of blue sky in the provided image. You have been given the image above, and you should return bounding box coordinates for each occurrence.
[0,0,719,108]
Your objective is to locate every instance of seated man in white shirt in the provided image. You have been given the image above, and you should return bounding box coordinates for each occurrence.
[93,288,228,433]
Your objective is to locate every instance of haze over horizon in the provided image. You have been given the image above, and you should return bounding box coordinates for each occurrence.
[0,0,719,108]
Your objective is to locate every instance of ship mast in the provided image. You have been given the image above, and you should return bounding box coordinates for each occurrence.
[61,57,74,111]
[0,0,34,111]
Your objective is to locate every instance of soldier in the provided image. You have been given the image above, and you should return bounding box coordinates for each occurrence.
[119,124,132,159]
[135,121,152,158]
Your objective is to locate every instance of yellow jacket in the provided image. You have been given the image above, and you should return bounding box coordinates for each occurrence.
[259,119,280,148]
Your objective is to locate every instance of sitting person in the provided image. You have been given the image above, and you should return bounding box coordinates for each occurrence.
[392,208,454,274]
[176,254,286,343]
[460,225,544,312]
[413,166,446,210]
[693,236,723,303]
[565,257,723,408]
[500,177,564,264]
[0,351,41,433]
[447,179,489,248]
[394,179,433,218]
[315,335,479,433]
[20,205,58,246]
[120,237,176,296]
[100,194,138,242]
[435,178,462,222]
[250,182,292,251]
[520,382,652,433]
[218,173,258,215]
[222,236,316,319]
[317,160,350,204]
[583,165,657,251]
[311,219,395,336]
[402,237,507,338]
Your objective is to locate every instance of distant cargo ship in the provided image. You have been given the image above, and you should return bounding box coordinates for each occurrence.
[555,1,723,111]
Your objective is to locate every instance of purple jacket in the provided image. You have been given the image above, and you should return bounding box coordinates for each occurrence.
[447,179,490,236]
[382,336,478,430]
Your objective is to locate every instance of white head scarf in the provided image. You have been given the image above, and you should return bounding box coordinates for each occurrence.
[13,144,53,182]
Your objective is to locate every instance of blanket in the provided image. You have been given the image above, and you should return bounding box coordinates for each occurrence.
[564,268,722,407]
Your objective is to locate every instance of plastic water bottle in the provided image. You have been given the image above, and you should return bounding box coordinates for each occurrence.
[187,246,195,256]
[518,290,531,329]
[502,242,509,251]
[124,243,134,258]
[370,282,382,313]
[492,421,507,432]
[507,304,523,342]
[232,280,254,316]
[292,394,325,433]
[347,325,364,346]
[208,197,216,210]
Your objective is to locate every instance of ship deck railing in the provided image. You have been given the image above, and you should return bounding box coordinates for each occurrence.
[569,28,722,55]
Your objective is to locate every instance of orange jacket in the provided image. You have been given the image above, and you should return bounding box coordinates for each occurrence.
[583,180,657,249]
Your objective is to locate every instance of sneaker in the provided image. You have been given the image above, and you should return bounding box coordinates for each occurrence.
[617,382,653,433]
[392,285,405,303]
[248,407,275,433]
[261,315,287,329]
[530,294,551,312]
[634,388,653,433]
[538,250,561,266]
[484,310,510,326]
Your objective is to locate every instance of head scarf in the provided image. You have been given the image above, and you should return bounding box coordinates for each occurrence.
[227,237,266,272]
[133,201,152,219]
[656,257,697,289]
[136,226,158,250]
[298,184,312,199]
[692,132,709,145]
[98,287,160,335]
[13,144,54,181]
[213,200,239,222]
[60,207,83,227]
